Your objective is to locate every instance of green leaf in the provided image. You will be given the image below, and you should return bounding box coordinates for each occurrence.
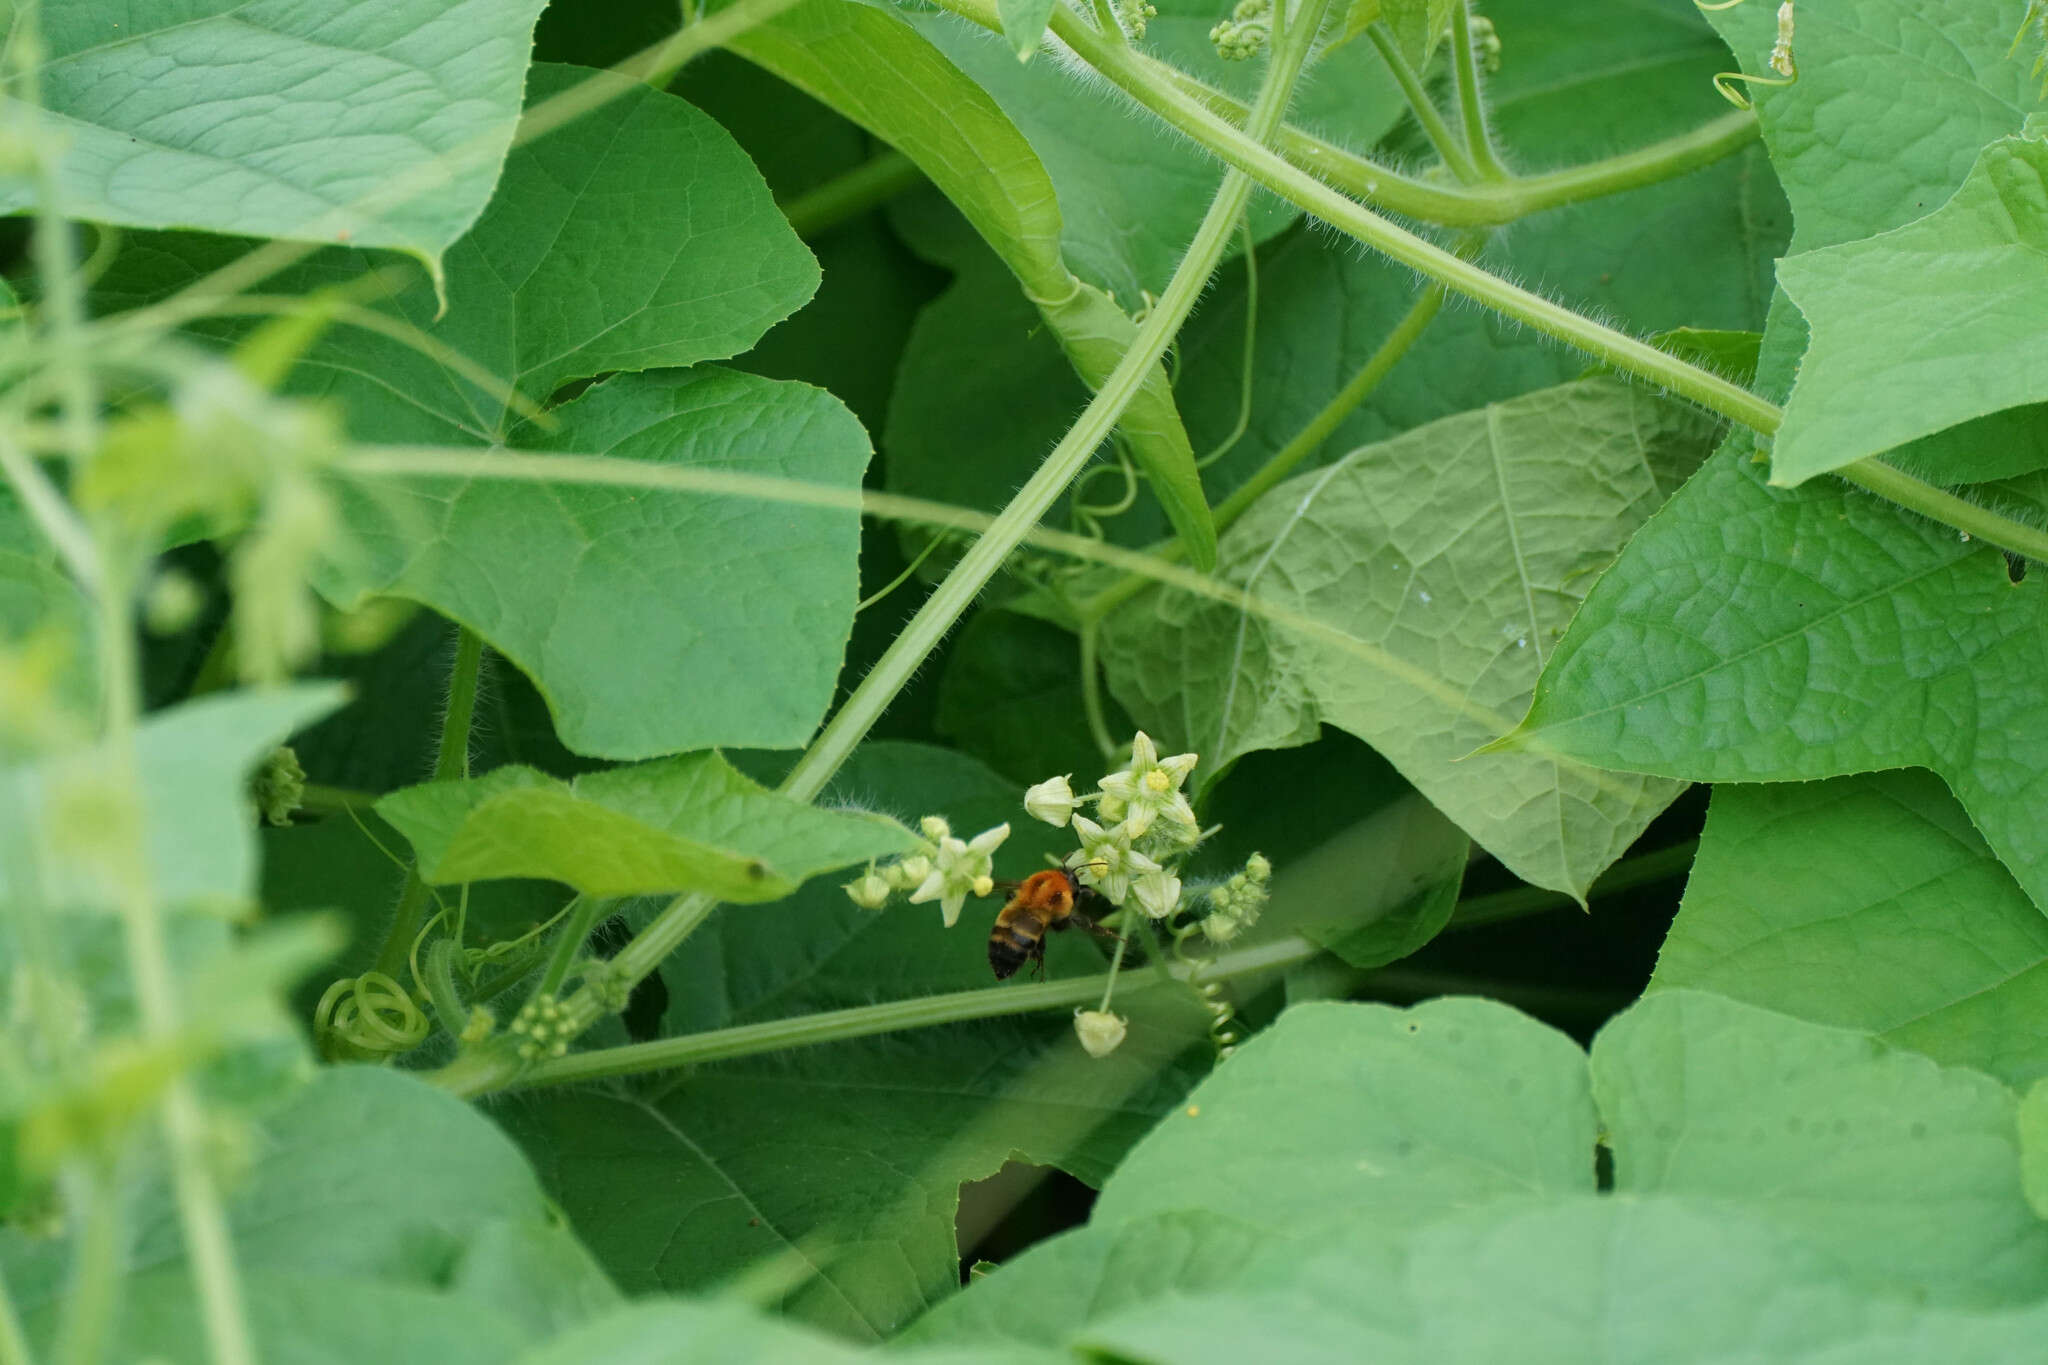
[900,1210,1276,1351]
[1698,0,2040,254]
[0,685,343,914]
[2,0,549,270]
[1513,441,2048,913]
[996,0,1059,59]
[726,0,1216,569]
[338,368,873,758]
[87,62,817,442]
[1089,997,1600,1235]
[1100,377,1711,899]
[1771,136,2048,485]
[1593,991,2048,1302]
[1654,771,2048,1087]
[1077,1200,2048,1365]
[375,751,918,900]
[1,1067,619,1359]
[497,742,1214,1341]
[512,1298,1072,1365]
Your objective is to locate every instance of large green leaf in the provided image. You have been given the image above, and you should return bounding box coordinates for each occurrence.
[726,0,1216,569]
[917,992,2048,1358]
[0,1067,619,1361]
[1699,0,2040,255]
[1074,1200,2048,1365]
[1654,772,2048,1088]
[1512,442,2048,913]
[1593,991,2048,1302]
[1099,377,1709,899]
[1088,997,1600,1235]
[1771,137,2048,485]
[2,0,548,268]
[497,742,1214,1341]
[337,368,873,758]
[376,751,918,900]
[89,64,836,759]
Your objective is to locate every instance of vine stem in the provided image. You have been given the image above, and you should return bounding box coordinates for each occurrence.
[425,0,1336,1101]
[1366,25,1478,182]
[503,935,1320,1091]
[1447,1,1509,180]
[369,626,481,979]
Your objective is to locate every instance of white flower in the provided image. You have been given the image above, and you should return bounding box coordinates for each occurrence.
[1096,731,1199,839]
[843,870,892,910]
[1070,814,1161,906]
[1130,867,1183,921]
[907,822,1010,927]
[1073,1008,1128,1058]
[1024,774,1083,827]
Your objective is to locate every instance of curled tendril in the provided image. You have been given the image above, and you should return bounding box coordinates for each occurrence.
[1169,920,1242,1058]
[1697,0,1797,110]
[313,971,428,1061]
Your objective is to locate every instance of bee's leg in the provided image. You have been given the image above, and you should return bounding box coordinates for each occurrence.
[1029,941,1049,981]
[1067,910,1128,947]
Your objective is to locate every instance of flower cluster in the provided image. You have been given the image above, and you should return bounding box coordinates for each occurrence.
[844,815,1011,928]
[1026,732,1201,919]
[1208,0,1270,60]
[1196,852,1272,943]
[1115,0,1158,40]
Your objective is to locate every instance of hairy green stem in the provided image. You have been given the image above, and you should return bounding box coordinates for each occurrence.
[426,0,1334,1101]
[1366,25,1478,181]
[298,782,378,814]
[1834,461,2048,564]
[531,896,612,1004]
[370,626,481,979]
[506,935,1321,1090]
[1447,1,1509,180]
[779,149,926,238]
[1450,838,1701,930]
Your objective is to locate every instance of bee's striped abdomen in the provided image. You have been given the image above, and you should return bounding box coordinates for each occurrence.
[988,911,1045,980]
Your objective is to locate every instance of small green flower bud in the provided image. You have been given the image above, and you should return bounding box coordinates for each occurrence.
[1074,1008,1128,1058]
[250,745,306,827]
[845,869,893,910]
[920,815,952,842]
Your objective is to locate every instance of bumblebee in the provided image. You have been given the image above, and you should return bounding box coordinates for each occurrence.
[988,867,1120,980]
